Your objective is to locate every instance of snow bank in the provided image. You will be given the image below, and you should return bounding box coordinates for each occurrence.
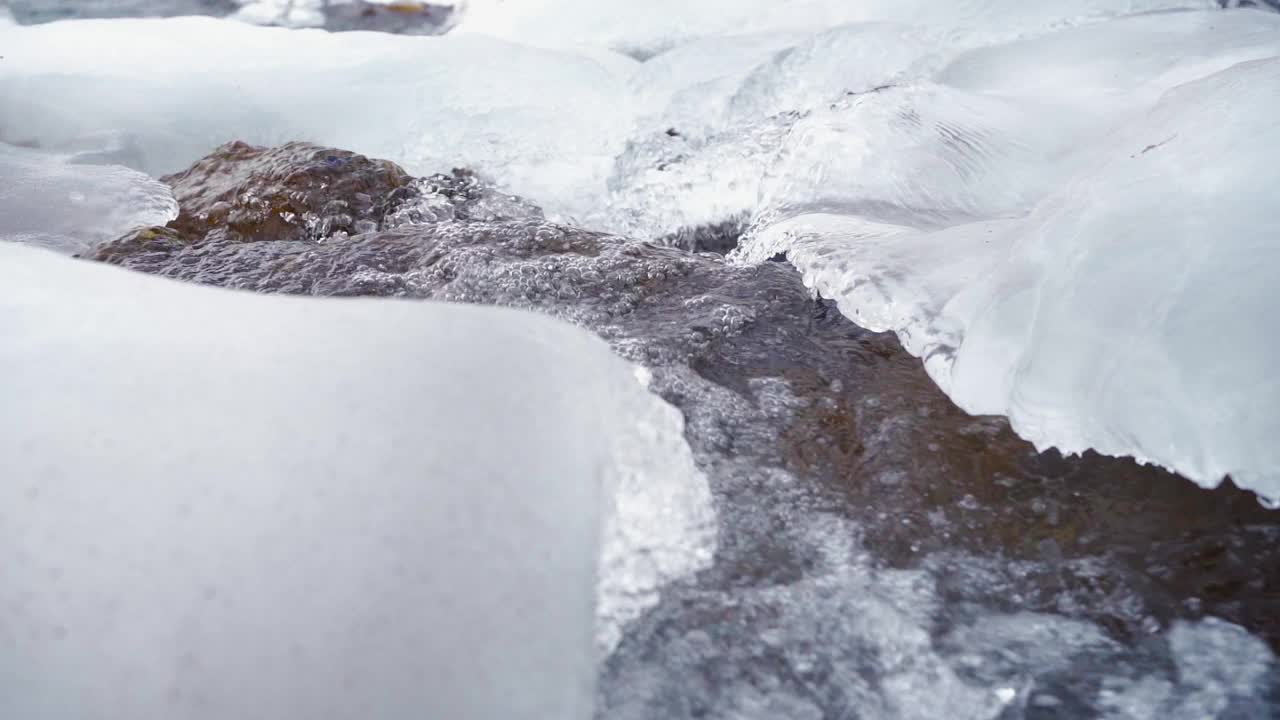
[738,27,1280,498]
[0,243,704,718]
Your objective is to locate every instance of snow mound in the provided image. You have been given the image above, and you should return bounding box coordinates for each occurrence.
[0,142,177,253]
[739,48,1280,498]
[0,243,704,718]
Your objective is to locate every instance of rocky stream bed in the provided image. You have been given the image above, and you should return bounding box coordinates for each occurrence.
[80,141,1280,719]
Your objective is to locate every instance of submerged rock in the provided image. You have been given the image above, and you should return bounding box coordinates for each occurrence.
[95,143,1280,718]
[318,0,453,34]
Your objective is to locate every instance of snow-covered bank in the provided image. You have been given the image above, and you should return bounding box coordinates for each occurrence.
[0,242,705,718]
[3,4,1277,498]
[734,17,1280,499]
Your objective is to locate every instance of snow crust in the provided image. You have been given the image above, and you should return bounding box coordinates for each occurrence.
[0,243,705,718]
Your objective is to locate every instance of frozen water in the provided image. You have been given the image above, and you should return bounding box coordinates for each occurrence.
[0,17,633,221]
[0,142,177,253]
[942,57,1280,498]
[0,242,704,719]
[736,15,1280,498]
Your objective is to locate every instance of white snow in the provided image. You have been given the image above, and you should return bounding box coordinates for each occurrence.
[0,243,708,718]
[736,14,1280,499]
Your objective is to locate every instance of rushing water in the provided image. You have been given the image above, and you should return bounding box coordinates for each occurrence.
[78,141,1280,718]
[3,3,1279,717]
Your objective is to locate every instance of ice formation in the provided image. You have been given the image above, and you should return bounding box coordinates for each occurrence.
[0,141,177,253]
[0,17,633,220]
[735,13,1280,498]
[0,243,703,718]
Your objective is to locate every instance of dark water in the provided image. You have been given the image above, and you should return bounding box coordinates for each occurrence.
[90,141,1280,718]
[8,0,238,22]
[6,0,455,33]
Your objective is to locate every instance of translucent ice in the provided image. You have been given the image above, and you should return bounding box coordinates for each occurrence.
[0,17,633,221]
[738,27,1280,498]
[0,243,703,719]
[0,142,177,253]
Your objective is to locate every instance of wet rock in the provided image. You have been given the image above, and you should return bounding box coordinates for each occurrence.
[154,140,414,244]
[657,217,748,255]
[95,142,1280,718]
[320,1,453,34]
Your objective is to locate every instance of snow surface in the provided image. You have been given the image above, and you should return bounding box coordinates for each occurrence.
[0,141,177,253]
[0,243,708,718]
[1,2,1277,498]
[735,15,1280,499]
